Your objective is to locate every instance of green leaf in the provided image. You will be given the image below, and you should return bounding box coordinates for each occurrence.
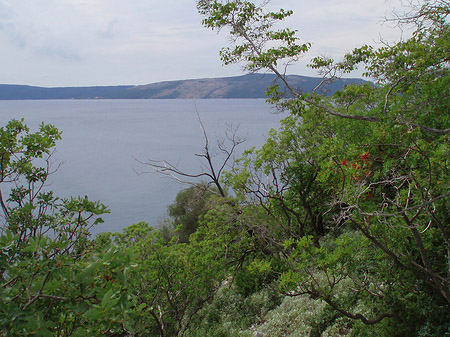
[38,328,53,337]
[84,307,104,321]
[101,289,113,308]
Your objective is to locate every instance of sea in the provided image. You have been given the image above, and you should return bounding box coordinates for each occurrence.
[0,99,284,234]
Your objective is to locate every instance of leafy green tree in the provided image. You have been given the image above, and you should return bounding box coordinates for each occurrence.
[113,220,230,337]
[198,0,450,334]
[0,120,138,336]
[164,184,220,243]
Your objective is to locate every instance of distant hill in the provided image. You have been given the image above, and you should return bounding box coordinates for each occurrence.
[0,74,366,100]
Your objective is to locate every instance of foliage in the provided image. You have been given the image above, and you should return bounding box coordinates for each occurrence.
[111,220,230,337]
[185,284,281,337]
[0,120,138,336]
[2,1,450,336]
[198,0,450,335]
[163,184,219,243]
[197,0,310,76]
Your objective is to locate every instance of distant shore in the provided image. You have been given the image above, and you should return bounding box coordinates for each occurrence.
[0,74,365,100]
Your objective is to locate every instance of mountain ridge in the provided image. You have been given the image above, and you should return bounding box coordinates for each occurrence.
[0,74,366,100]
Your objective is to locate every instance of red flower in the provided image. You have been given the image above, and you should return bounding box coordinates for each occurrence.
[352,163,357,169]
[341,159,348,166]
[361,152,370,161]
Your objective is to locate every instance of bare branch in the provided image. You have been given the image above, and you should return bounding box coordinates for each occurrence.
[135,113,246,198]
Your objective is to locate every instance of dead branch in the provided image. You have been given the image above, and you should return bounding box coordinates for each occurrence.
[135,113,246,198]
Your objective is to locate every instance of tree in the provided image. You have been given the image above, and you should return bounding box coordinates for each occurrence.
[112,221,229,337]
[0,119,138,336]
[198,0,450,334]
[163,183,220,243]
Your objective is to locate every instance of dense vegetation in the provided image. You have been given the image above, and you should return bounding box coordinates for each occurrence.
[1,0,449,336]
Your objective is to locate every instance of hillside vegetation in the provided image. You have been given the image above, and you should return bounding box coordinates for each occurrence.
[1,0,449,336]
[0,74,363,100]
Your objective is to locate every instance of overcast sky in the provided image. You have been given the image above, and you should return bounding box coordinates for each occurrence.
[0,0,406,87]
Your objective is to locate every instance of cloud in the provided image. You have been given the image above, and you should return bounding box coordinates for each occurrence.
[0,1,84,61]
[2,22,82,60]
[36,45,82,61]
[0,22,27,48]
[0,3,12,20]
[99,18,119,39]
[0,3,25,47]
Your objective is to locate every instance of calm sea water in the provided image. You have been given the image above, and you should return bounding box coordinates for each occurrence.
[0,99,283,234]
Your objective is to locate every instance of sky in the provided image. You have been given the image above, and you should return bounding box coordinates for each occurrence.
[0,0,407,87]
